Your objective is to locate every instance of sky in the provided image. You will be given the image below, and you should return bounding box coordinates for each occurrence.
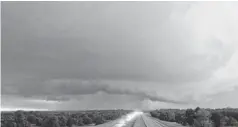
[1,1,238,111]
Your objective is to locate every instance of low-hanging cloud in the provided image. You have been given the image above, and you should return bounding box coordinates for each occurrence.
[2,79,187,104]
[101,86,188,104]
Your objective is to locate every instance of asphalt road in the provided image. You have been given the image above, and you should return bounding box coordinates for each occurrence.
[93,112,186,127]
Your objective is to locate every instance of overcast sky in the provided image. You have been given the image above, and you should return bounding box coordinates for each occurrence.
[2,1,238,111]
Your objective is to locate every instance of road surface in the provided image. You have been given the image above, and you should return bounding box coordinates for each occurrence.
[93,112,186,127]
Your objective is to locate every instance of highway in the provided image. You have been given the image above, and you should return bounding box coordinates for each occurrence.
[93,111,186,127]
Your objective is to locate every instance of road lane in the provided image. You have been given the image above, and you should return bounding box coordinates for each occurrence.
[123,116,138,127]
[90,112,187,127]
[130,115,147,127]
[142,114,185,127]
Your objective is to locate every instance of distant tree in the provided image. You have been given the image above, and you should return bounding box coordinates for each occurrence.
[167,111,175,122]
[27,115,36,124]
[82,115,93,125]
[34,112,42,118]
[66,117,75,127]
[194,109,212,127]
[195,109,211,120]
[175,113,183,124]
[41,115,60,127]
[185,109,195,125]
[35,117,42,126]
[211,112,221,127]
[195,107,201,113]
[4,120,17,127]
[14,111,31,127]
[194,118,202,127]
[94,116,106,125]
[220,116,229,126]
[150,111,160,118]
[225,116,230,124]
[76,118,84,126]
[14,111,25,123]
[158,112,167,121]
[228,116,238,126]
[181,115,187,126]
[58,116,67,127]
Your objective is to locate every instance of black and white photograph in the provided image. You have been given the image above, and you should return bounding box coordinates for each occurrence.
[1,1,238,127]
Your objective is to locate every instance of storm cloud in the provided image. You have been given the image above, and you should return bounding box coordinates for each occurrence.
[1,1,238,110]
[2,78,187,104]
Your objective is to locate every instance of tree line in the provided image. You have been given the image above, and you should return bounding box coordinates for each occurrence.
[1,110,131,127]
[150,107,238,127]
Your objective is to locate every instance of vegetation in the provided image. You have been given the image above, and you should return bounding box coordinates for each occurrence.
[1,110,131,127]
[2,108,238,127]
[150,107,238,127]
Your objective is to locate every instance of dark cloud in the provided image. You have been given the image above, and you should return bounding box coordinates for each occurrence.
[2,94,144,110]
[2,78,187,104]
[2,2,238,110]
[102,86,189,104]
[2,2,231,85]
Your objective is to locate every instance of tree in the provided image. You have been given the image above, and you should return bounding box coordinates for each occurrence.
[194,119,202,127]
[14,111,25,123]
[211,112,221,127]
[150,111,160,118]
[76,118,84,126]
[167,111,175,122]
[66,117,75,127]
[41,115,60,127]
[228,116,238,126]
[14,111,31,127]
[35,117,42,126]
[94,116,106,125]
[195,107,201,113]
[194,109,212,127]
[185,109,195,125]
[58,116,67,127]
[4,120,17,127]
[158,112,167,121]
[27,115,36,124]
[175,113,183,124]
[82,115,93,125]
[220,116,229,126]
